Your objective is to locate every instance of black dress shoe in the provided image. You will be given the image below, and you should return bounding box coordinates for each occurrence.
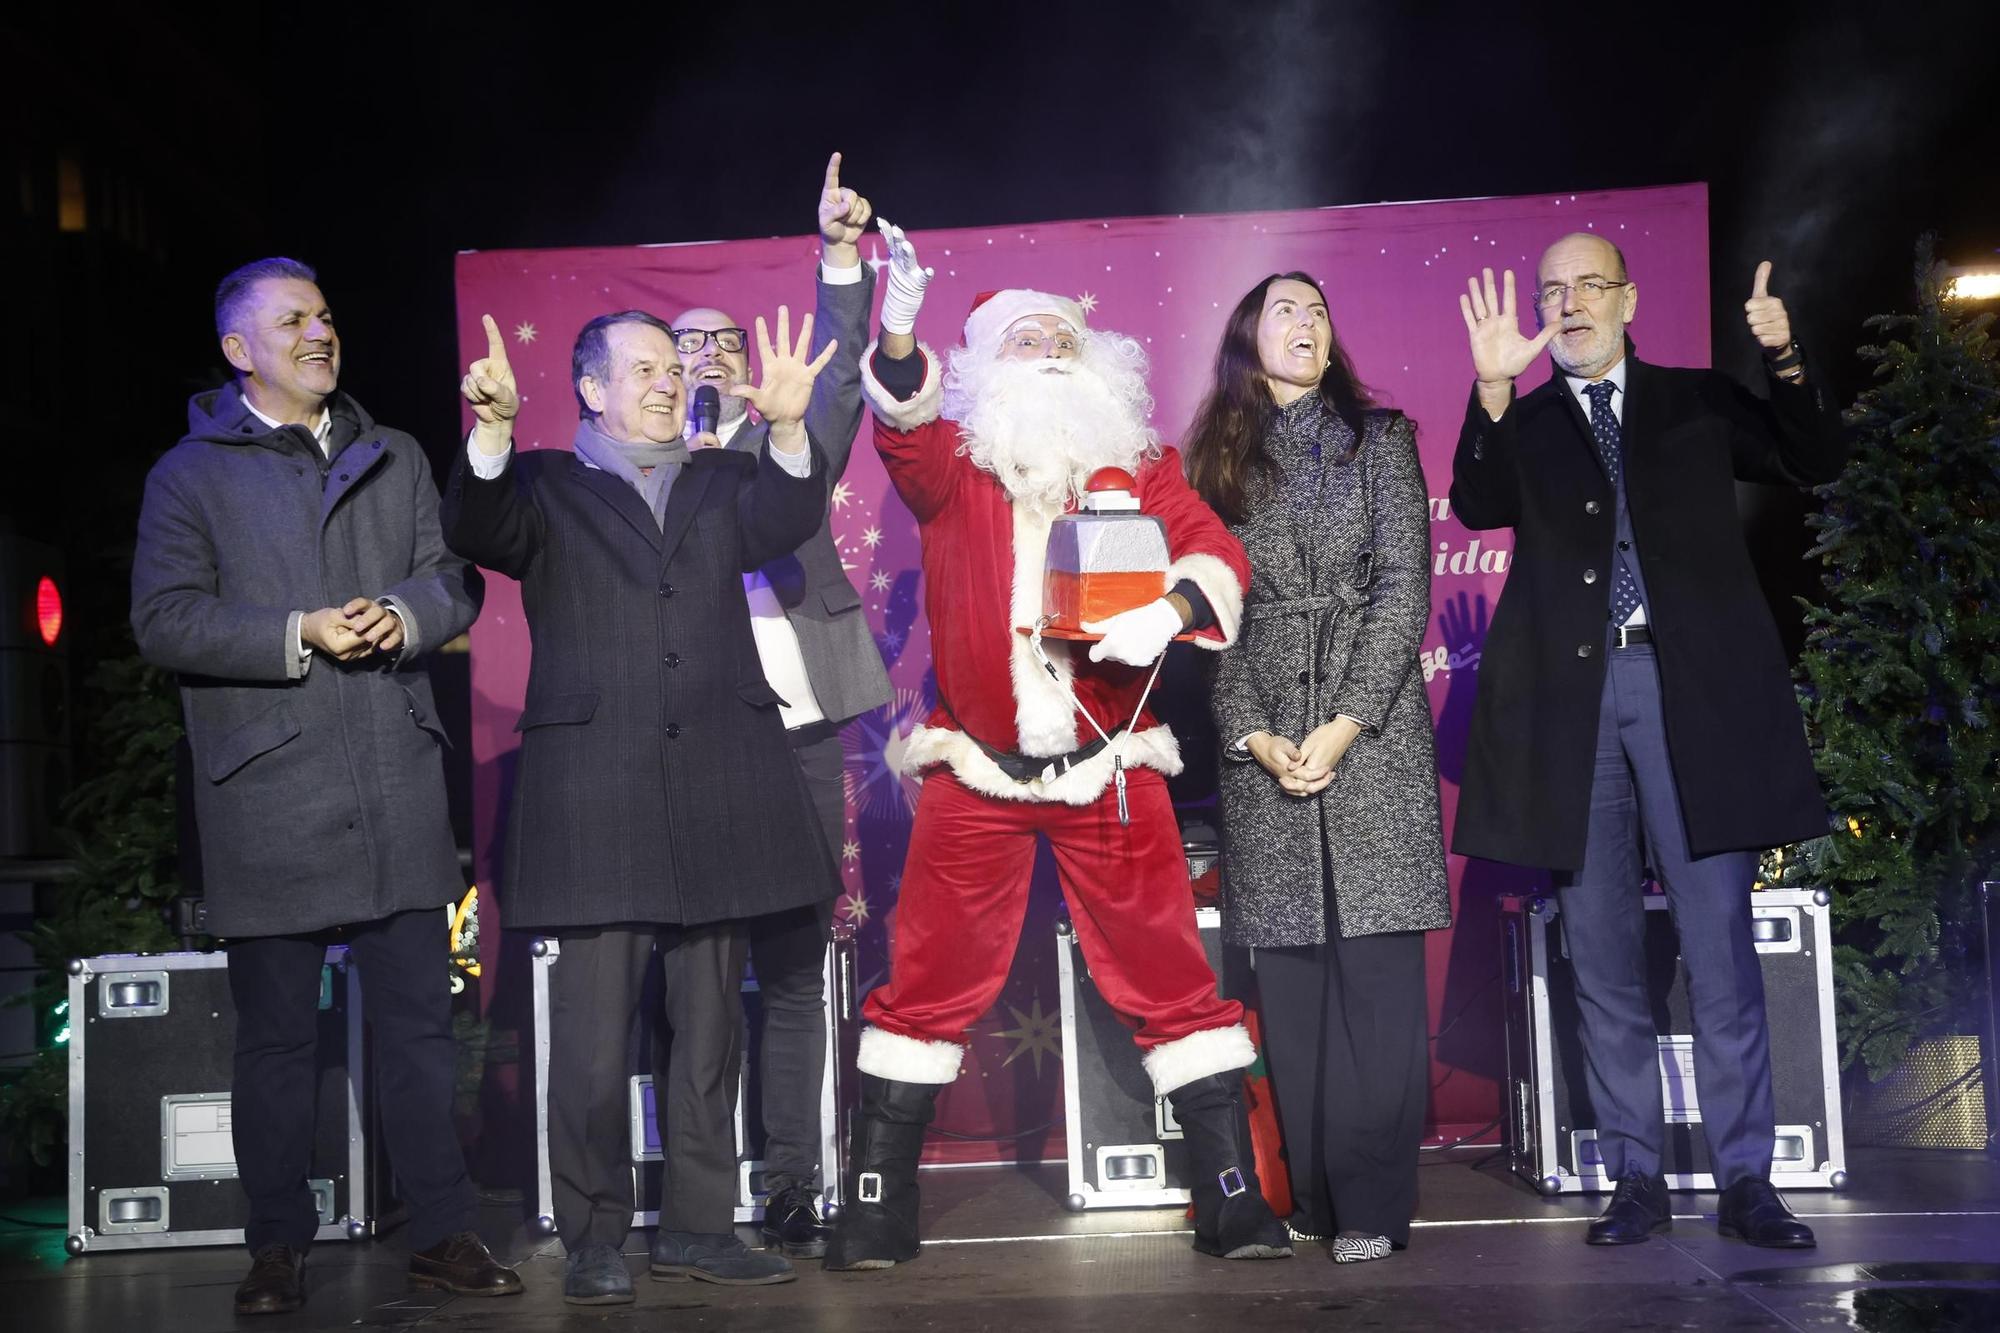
[761,1183,832,1259]
[1717,1177,1816,1248]
[234,1244,305,1316]
[409,1230,525,1295]
[1585,1171,1671,1245]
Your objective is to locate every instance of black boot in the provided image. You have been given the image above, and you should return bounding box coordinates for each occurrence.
[822,1074,940,1271]
[1168,1072,1293,1261]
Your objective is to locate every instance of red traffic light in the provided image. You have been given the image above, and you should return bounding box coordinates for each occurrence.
[35,576,62,647]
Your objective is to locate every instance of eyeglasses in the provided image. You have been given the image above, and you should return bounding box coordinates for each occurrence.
[1006,329,1080,354]
[672,327,747,355]
[1534,279,1630,308]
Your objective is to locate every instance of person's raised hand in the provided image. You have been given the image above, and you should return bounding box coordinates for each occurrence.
[1744,261,1793,354]
[818,151,873,257]
[1461,267,1558,386]
[462,314,519,452]
[731,306,837,445]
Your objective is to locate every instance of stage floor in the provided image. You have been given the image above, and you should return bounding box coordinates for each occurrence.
[5,1146,1999,1331]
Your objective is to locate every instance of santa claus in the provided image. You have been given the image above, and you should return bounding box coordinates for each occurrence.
[822,221,1290,1270]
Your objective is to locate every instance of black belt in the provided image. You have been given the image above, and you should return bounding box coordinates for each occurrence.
[1610,623,1652,648]
[939,696,1104,783]
[786,718,843,749]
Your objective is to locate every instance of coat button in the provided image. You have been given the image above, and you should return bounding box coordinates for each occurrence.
[1618,540,1631,551]
[1576,644,1594,658]
[1583,569,1598,584]
[1297,670,1310,685]
[660,583,676,598]
[338,473,349,481]
[664,652,681,668]
[665,722,682,739]
[1585,500,1601,515]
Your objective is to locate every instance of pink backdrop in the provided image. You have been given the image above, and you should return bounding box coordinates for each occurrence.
[453,183,1710,1161]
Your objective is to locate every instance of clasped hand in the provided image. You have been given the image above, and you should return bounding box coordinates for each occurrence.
[304,597,402,660]
[1247,718,1362,796]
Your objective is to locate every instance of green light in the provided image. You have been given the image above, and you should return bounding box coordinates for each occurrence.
[53,1000,69,1017]
[53,1024,71,1045]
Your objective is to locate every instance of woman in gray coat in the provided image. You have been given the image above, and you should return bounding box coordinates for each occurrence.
[1185,273,1451,1264]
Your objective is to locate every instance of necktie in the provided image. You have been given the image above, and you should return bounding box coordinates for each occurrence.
[1583,381,1644,626]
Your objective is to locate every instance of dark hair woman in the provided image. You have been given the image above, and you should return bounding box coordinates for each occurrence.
[1184,272,1451,1263]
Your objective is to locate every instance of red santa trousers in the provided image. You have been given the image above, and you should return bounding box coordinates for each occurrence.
[859,766,1252,1095]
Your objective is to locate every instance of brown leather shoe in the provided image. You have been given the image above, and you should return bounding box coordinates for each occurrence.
[234,1245,305,1315]
[408,1230,525,1296]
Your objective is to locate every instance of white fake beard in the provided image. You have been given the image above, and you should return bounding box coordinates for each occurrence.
[943,335,1159,514]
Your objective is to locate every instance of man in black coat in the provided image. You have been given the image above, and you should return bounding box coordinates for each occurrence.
[443,306,837,1304]
[667,153,892,1259]
[1451,235,1846,1249]
[134,258,519,1315]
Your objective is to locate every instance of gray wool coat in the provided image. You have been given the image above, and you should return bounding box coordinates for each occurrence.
[132,385,482,938]
[1209,398,1452,945]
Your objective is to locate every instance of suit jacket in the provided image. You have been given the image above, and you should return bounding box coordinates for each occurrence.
[133,384,480,937]
[440,437,838,929]
[727,267,892,727]
[1448,351,1848,871]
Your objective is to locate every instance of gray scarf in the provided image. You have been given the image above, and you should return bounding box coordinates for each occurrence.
[571,417,690,530]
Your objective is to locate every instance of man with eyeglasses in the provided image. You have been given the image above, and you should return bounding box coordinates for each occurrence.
[1451,233,1847,1250]
[821,226,1286,1271]
[663,152,892,1263]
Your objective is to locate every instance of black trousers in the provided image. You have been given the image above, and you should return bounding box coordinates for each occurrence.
[745,729,844,1191]
[1255,903,1429,1245]
[546,921,747,1249]
[227,908,474,1254]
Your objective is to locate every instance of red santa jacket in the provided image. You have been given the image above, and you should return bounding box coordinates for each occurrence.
[861,342,1247,804]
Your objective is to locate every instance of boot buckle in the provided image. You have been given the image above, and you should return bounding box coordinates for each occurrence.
[1217,1167,1247,1199]
[858,1172,884,1204]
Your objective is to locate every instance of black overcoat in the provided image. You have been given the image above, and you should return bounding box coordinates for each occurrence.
[441,439,839,929]
[1448,353,1847,871]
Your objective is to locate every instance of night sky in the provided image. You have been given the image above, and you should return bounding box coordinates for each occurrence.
[6,0,1997,673]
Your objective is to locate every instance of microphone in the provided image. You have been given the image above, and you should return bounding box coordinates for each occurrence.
[691,385,720,440]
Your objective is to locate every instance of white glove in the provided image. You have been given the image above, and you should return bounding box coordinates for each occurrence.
[1083,598,1183,666]
[877,217,934,335]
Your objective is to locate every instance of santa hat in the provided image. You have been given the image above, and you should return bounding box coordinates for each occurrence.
[962,288,1089,359]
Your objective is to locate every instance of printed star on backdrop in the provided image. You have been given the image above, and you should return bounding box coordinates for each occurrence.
[831,481,854,510]
[514,321,538,345]
[990,993,1061,1079]
[861,525,884,549]
[880,628,904,654]
[840,889,871,926]
[865,242,889,277]
[1074,291,1098,315]
[870,570,892,592]
[841,839,861,864]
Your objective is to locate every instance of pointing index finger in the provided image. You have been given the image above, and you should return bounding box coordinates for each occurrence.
[481,314,508,363]
[823,151,842,194]
[1751,260,1772,300]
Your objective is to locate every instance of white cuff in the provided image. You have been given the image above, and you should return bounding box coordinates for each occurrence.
[769,438,815,477]
[288,610,312,679]
[819,260,865,285]
[467,429,511,479]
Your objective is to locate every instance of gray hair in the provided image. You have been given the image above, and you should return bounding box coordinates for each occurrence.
[571,310,676,417]
[214,257,318,338]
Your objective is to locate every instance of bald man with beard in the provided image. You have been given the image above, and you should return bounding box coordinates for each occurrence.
[1451,234,1847,1250]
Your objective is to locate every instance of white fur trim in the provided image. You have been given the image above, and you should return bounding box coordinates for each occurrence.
[903,722,1182,805]
[857,1026,964,1084]
[861,339,944,432]
[1142,1023,1256,1097]
[1165,551,1245,649]
[964,289,1088,361]
[1009,503,1084,756]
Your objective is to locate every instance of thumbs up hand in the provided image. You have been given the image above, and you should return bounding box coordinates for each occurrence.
[1744,261,1792,353]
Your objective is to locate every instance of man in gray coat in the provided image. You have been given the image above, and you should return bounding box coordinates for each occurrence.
[132,258,520,1316]
[667,151,892,1259]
